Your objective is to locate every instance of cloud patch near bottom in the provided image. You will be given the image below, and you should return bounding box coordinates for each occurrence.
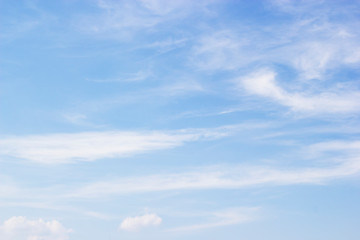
[168,207,259,232]
[0,216,71,240]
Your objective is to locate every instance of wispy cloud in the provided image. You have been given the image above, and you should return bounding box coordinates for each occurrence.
[69,140,360,198]
[119,213,162,232]
[4,135,356,202]
[0,174,21,200]
[69,77,208,116]
[167,207,258,232]
[76,0,214,39]
[0,200,117,221]
[86,70,153,83]
[157,81,206,96]
[0,183,19,199]
[236,69,360,114]
[191,30,254,71]
[307,140,360,158]
[0,126,240,164]
[139,37,188,51]
[61,113,107,128]
[191,0,360,83]
[193,22,360,79]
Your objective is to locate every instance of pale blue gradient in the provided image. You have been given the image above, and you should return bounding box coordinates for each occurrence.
[1,0,360,239]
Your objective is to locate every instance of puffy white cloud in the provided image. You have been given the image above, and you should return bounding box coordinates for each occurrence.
[0,216,71,240]
[238,69,360,114]
[119,213,162,231]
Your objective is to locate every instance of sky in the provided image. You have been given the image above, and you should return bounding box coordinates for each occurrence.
[0,0,360,239]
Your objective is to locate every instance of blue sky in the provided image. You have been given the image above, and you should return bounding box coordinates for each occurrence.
[1,0,360,239]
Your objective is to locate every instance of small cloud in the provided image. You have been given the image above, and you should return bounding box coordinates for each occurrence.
[140,37,188,50]
[0,216,71,240]
[159,81,205,96]
[119,213,162,231]
[86,70,152,83]
[63,113,87,124]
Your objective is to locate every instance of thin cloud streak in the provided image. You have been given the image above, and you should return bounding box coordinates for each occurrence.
[4,139,358,202]
[0,125,252,164]
[167,207,259,232]
[76,0,215,39]
[192,2,360,79]
[70,158,360,198]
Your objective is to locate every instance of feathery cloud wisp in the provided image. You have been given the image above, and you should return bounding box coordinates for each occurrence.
[168,207,258,232]
[70,140,360,198]
[0,127,232,164]
[237,69,360,114]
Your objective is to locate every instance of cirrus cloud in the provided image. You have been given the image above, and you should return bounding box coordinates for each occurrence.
[237,69,360,114]
[0,124,260,164]
[0,128,225,164]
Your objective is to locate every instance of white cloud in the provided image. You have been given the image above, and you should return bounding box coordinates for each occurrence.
[158,81,206,96]
[139,37,188,51]
[119,213,162,231]
[0,127,232,164]
[86,70,152,83]
[291,41,335,80]
[138,0,195,15]
[193,24,360,79]
[269,0,324,14]
[282,35,360,80]
[2,139,359,202]
[0,175,19,199]
[78,0,214,39]
[0,185,19,200]
[74,163,359,197]
[70,140,360,198]
[307,141,360,158]
[311,141,360,152]
[168,207,258,232]
[237,69,360,114]
[0,124,268,164]
[0,216,71,240]
[192,1,360,81]
[192,30,254,71]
